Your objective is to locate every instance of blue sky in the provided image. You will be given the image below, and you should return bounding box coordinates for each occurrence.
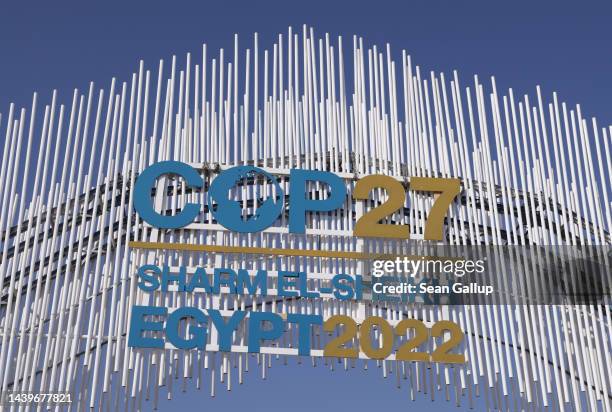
[1,1,610,410]
[156,359,479,411]
[1,1,612,125]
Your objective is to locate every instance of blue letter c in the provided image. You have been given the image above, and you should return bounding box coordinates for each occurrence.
[134,161,203,229]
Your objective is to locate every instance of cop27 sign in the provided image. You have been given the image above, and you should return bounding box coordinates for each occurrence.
[128,161,466,364]
[133,161,461,240]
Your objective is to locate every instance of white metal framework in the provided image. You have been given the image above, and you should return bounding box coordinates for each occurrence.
[0,27,610,411]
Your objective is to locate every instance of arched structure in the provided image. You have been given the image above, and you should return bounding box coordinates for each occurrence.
[0,28,610,411]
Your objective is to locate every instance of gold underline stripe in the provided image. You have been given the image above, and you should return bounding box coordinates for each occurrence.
[128,241,440,260]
